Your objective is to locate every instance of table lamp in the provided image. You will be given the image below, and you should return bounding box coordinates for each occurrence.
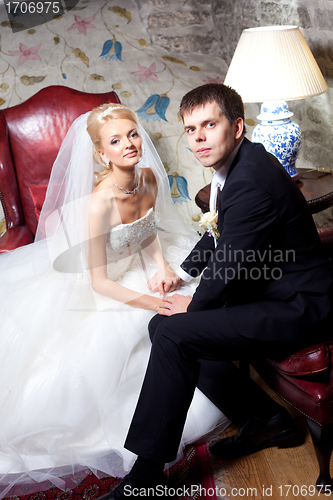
[224,26,328,177]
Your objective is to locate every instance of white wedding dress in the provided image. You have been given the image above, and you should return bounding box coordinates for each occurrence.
[0,203,229,497]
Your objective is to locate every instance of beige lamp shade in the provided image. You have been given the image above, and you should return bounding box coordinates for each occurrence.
[224,26,328,103]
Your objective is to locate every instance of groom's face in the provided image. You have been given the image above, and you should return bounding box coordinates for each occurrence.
[183,101,244,171]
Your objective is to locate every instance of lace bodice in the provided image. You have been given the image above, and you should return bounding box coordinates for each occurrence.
[90,208,156,306]
[106,207,156,262]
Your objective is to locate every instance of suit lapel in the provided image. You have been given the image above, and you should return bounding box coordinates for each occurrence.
[217,138,252,228]
[225,137,252,181]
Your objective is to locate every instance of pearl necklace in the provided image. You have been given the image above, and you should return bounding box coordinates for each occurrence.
[108,172,140,194]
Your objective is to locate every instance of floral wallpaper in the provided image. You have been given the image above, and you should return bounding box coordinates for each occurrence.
[0,0,237,230]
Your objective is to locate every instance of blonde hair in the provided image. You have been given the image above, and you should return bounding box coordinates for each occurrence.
[86,103,139,186]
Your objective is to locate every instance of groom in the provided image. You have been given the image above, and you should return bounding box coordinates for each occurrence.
[103,83,333,498]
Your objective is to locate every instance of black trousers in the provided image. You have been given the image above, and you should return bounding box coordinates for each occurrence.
[124,293,331,463]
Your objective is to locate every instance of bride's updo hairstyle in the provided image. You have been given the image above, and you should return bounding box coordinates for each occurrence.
[87,103,139,186]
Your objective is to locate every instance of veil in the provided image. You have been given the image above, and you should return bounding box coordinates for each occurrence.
[34,110,197,275]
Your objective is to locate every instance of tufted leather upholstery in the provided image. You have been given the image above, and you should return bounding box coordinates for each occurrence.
[0,85,120,253]
[252,338,333,488]
[252,341,333,422]
[267,342,332,377]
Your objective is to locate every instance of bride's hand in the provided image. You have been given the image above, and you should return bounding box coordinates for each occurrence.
[147,265,181,296]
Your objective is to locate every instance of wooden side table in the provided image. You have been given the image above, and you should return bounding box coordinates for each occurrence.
[195,169,333,214]
[296,169,333,214]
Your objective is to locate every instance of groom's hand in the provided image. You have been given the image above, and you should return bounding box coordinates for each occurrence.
[158,294,192,315]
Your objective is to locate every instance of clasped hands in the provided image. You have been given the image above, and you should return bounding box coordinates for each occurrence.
[147,262,180,294]
[147,264,192,315]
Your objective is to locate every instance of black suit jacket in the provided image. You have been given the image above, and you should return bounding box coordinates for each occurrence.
[181,138,332,316]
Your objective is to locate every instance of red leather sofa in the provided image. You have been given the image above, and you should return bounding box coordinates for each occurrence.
[0,85,120,253]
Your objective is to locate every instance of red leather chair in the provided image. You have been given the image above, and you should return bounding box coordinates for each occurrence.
[195,183,333,488]
[251,342,333,489]
[252,224,333,490]
[0,85,120,253]
[245,229,333,489]
[245,227,333,489]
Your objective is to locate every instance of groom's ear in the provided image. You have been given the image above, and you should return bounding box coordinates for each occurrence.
[234,118,244,139]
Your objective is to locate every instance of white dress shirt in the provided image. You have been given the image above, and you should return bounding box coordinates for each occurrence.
[177,139,243,283]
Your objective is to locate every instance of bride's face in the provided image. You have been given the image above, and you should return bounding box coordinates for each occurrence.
[98,119,142,169]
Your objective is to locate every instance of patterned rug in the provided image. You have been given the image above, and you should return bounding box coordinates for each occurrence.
[2,444,218,500]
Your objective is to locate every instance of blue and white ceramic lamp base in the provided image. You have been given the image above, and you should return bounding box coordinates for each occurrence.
[252,101,302,177]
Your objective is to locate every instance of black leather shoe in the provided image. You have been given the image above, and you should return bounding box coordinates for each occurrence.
[209,408,297,458]
[98,470,170,500]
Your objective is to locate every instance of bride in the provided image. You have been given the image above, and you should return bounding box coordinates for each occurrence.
[0,103,228,497]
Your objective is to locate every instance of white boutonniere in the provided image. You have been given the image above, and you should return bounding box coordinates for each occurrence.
[199,210,219,239]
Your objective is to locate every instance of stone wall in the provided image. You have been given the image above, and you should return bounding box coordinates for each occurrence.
[1,0,333,227]
[0,0,226,230]
[135,0,333,225]
[135,0,220,56]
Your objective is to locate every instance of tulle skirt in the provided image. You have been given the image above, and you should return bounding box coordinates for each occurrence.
[0,233,229,497]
